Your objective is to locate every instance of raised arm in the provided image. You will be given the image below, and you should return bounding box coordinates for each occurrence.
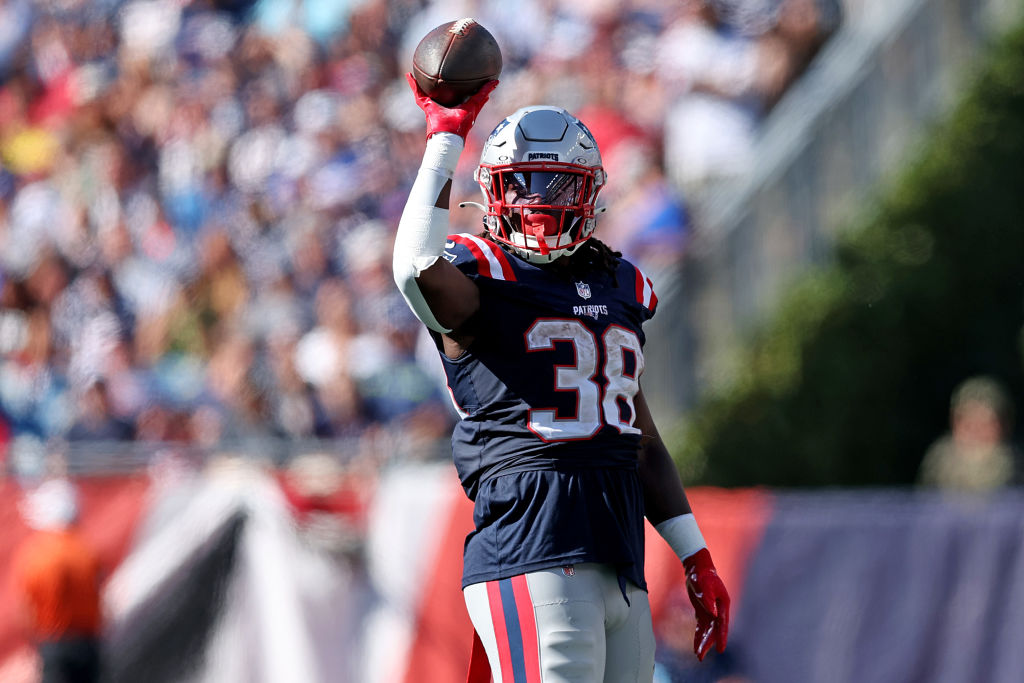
[634,388,731,661]
[392,76,497,335]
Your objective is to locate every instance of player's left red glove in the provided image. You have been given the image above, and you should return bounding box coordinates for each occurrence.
[683,548,730,661]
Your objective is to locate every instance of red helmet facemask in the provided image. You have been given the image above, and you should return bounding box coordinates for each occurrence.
[478,161,603,259]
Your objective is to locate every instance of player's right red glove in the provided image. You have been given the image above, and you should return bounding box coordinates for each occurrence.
[683,548,731,661]
[406,73,498,140]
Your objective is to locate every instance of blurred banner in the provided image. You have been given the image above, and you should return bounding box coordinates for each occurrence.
[4,464,1024,682]
[734,490,1024,683]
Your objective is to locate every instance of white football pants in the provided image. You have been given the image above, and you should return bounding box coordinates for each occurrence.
[463,563,655,683]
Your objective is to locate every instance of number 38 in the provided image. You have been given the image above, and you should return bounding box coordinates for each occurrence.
[525,319,644,442]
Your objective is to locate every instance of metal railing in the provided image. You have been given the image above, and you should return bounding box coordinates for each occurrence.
[651,0,1024,414]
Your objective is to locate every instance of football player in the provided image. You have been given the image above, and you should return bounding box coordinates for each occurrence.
[393,74,730,682]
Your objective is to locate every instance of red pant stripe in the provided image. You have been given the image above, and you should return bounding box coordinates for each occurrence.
[486,580,515,680]
[510,574,541,682]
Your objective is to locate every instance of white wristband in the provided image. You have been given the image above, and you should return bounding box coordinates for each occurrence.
[655,513,707,562]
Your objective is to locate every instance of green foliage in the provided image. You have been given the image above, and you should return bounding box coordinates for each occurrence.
[676,23,1024,487]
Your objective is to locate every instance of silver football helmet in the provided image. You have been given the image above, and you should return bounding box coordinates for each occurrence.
[474,106,606,264]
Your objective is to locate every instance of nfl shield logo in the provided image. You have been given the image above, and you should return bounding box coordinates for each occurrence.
[575,282,592,299]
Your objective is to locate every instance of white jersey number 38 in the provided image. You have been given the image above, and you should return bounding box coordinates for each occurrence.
[525,319,644,441]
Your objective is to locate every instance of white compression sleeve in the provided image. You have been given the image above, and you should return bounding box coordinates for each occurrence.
[392,132,464,333]
[655,513,707,562]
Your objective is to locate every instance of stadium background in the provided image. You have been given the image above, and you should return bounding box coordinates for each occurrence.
[2,0,1023,681]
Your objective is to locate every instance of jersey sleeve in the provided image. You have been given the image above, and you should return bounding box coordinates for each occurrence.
[443,233,519,282]
[619,259,659,321]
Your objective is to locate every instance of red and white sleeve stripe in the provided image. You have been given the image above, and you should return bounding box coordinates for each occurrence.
[450,234,517,281]
[633,265,658,313]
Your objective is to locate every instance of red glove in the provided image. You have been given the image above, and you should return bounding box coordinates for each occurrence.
[683,548,730,661]
[406,73,498,140]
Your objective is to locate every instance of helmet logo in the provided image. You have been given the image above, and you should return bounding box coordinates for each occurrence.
[488,118,512,140]
[575,281,592,299]
[527,152,558,161]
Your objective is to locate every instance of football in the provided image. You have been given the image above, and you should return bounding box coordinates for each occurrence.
[411,18,502,107]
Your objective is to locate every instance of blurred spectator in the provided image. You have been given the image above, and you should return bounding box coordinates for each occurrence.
[598,138,693,271]
[11,478,104,683]
[659,0,762,197]
[67,379,133,441]
[659,0,839,200]
[917,376,1023,493]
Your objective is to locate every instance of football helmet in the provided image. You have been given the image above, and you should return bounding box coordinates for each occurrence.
[475,106,605,264]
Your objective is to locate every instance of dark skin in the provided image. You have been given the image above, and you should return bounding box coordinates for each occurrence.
[413,204,694,526]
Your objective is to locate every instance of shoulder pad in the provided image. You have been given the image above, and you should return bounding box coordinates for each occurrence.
[620,259,658,315]
[444,233,518,281]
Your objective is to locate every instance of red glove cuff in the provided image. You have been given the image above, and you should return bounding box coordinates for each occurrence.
[682,547,714,574]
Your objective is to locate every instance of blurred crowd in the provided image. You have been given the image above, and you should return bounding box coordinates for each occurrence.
[0,0,839,469]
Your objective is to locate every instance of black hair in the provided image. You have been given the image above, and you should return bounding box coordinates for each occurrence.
[562,237,622,284]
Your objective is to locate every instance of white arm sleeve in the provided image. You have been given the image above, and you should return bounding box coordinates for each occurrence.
[392,132,465,334]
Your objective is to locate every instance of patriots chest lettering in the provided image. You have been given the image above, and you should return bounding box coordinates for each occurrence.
[572,281,611,319]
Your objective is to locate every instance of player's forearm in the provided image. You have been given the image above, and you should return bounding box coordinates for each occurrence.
[640,439,712,566]
[633,390,692,524]
[638,434,693,524]
[393,132,464,333]
[634,390,710,563]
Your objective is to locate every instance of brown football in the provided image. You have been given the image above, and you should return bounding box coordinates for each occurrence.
[412,18,502,106]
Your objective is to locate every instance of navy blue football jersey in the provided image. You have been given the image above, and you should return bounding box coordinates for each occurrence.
[436,233,659,590]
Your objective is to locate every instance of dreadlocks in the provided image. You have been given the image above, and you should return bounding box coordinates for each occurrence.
[562,237,622,284]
